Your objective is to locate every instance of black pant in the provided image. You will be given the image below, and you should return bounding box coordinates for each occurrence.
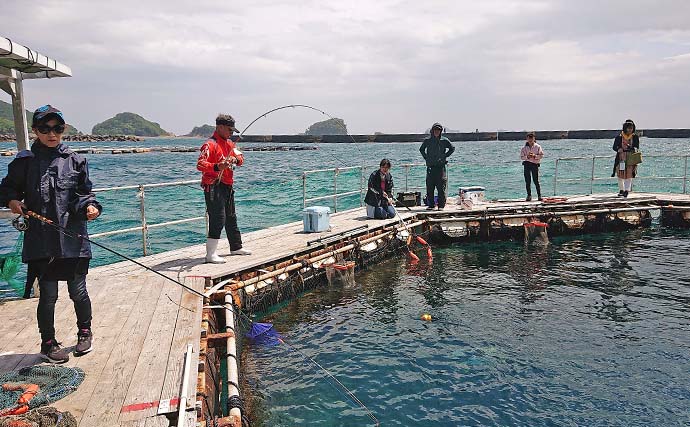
[38,273,92,342]
[426,166,448,208]
[205,183,243,251]
[523,162,541,198]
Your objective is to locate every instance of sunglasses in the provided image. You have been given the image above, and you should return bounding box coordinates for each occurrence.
[36,124,66,135]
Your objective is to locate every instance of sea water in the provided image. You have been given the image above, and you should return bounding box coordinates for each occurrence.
[245,229,690,426]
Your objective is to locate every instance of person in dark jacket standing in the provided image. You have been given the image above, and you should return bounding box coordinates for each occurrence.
[364,159,396,219]
[419,123,455,210]
[612,119,640,197]
[0,105,102,363]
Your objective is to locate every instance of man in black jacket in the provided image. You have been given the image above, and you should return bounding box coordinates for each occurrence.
[0,105,102,363]
[419,123,455,210]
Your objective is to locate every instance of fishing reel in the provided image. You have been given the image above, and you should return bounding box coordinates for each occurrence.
[12,215,28,231]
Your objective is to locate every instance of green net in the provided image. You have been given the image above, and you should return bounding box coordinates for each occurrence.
[0,235,23,294]
[0,366,84,413]
[0,406,77,427]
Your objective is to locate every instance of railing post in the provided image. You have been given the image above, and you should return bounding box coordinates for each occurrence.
[334,168,339,212]
[553,159,559,196]
[683,155,688,194]
[404,164,410,192]
[590,156,595,195]
[137,184,148,256]
[359,165,364,207]
[302,172,307,208]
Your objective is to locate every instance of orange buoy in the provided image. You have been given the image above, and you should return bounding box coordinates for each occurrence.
[421,314,432,321]
[415,236,428,245]
[408,251,420,262]
[426,246,433,260]
[18,384,39,404]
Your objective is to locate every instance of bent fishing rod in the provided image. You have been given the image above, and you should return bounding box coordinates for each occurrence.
[17,208,380,426]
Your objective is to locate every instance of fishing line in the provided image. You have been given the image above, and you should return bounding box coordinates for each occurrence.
[240,104,358,167]
[16,209,379,425]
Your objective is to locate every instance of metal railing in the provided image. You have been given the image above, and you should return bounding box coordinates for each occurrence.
[91,179,205,256]
[552,154,689,196]
[302,163,456,211]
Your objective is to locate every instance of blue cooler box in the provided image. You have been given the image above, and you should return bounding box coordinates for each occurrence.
[303,206,331,232]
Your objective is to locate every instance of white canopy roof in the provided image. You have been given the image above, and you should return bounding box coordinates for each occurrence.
[0,37,72,78]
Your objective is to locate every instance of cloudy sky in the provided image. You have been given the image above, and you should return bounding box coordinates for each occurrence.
[2,0,690,135]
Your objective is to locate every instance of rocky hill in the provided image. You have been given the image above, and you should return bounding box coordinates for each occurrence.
[184,124,215,138]
[92,112,170,137]
[305,118,347,135]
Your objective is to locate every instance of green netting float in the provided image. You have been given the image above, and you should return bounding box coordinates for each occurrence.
[0,234,23,295]
[0,365,84,421]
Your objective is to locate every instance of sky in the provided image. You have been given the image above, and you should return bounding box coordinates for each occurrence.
[2,0,690,135]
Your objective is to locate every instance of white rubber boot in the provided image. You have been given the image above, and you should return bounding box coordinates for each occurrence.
[205,238,226,264]
[230,247,252,256]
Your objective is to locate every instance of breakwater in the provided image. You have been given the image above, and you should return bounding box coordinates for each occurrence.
[241,128,690,143]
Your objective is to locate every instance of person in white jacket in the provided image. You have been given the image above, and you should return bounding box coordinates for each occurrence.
[520,131,544,201]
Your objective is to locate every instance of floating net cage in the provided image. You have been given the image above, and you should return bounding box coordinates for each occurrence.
[323,260,356,287]
[524,222,549,244]
[0,366,84,426]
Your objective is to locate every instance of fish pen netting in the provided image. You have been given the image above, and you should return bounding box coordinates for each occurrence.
[524,222,549,244]
[0,366,84,424]
[0,235,23,295]
[0,406,77,427]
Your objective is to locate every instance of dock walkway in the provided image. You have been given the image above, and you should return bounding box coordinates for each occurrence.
[0,192,688,425]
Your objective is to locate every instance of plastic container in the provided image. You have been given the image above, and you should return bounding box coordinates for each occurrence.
[459,186,486,209]
[303,206,331,233]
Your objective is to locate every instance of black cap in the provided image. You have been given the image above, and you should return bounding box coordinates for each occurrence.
[216,114,239,132]
[32,105,65,126]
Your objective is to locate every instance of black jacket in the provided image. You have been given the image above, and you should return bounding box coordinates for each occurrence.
[0,142,102,262]
[419,130,455,168]
[364,170,394,207]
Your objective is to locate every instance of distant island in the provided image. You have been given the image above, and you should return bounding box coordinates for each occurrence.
[184,124,215,138]
[92,112,171,137]
[305,118,347,135]
[0,100,81,135]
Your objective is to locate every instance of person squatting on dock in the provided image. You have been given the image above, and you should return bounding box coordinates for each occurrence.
[197,114,252,263]
[364,159,396,219]
[420,123,455,210]
[0,105,102,363]
[520,131,544,201]
[612,119,640,197]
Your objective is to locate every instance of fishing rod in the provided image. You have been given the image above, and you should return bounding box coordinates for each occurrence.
[16,209,380,425]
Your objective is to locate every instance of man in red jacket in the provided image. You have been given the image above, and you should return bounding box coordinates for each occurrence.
[197,114,252,263]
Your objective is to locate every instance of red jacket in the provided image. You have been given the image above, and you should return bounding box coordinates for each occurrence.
[197,131,245,187]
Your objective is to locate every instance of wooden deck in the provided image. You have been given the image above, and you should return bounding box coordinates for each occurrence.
[0,191,688,425]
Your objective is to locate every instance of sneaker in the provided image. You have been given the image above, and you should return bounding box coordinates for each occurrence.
[617,190,625,197]
[426,206,436,211]
[437,207,445,211]
[40,339,69,363]
[75,329,93,355]
[538,197,543,201]
[623,191,629,198]
[526,196,532,201]
[230,248,252,256]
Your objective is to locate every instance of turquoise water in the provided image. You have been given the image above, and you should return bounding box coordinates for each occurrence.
[0,137,688,298]
[245,228,690,426]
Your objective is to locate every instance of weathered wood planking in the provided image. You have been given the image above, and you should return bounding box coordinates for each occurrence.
[77,277,165,427]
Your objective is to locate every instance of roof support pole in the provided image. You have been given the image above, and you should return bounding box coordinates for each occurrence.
[0,67,30,151]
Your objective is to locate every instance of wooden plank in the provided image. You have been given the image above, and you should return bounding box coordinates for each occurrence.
[0,277,115,369]
[156,278,203,417]
[53,276,147,423]
[78,276,166,427]
[143,414,173,427]
[118,281,183,422]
